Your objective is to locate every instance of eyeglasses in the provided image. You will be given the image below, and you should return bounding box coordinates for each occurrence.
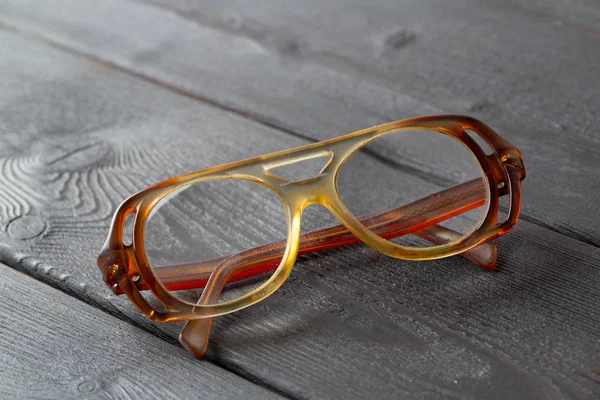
[98,115,525,358]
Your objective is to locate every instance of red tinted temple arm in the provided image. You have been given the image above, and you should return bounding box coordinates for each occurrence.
[131,177,495,294]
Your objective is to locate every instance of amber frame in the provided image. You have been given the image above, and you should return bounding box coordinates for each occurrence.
[98,115,525,357]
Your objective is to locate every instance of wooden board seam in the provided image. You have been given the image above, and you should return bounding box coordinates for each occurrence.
[0,249,300,399]
[0,20,596,252]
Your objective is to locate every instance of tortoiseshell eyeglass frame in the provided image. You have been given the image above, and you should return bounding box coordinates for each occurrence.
[98,115,525,358]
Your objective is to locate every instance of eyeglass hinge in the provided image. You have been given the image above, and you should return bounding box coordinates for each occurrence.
[98,245,128,292]
[500,148,526,180]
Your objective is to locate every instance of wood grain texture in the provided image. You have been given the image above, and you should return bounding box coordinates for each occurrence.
[0,2,600,398]
[1,0,599,245]
[478,0,600,32]
[0,263,282,400]
[0,3,599,400]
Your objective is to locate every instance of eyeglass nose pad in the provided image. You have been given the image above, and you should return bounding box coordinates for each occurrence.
[178,206,302,358]
[414,225,498,270]
[179,318,213,358]
[176,254,256,358]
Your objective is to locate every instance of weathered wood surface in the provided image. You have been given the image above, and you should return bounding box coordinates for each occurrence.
[0,263,282,400]
[1,0,599,245]
[0,0,599,399]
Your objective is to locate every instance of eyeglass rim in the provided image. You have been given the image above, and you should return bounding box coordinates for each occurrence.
[97,114,525,322]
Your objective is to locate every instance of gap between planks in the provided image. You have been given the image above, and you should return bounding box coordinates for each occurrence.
[0,263,289,400]
[0,19,596,252]
[0,254,300,399]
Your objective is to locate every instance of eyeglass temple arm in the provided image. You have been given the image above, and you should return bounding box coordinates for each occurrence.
[178,227,496,358]
[178,177,497,357]
[133,177,495,296]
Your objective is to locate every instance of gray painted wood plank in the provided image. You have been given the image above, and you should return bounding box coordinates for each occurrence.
[0,263,282,400]
[1,0,599,246]
[0,29,598,399]
[478,0,600,32]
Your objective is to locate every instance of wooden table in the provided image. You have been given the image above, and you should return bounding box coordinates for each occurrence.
[0,1,598,398]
